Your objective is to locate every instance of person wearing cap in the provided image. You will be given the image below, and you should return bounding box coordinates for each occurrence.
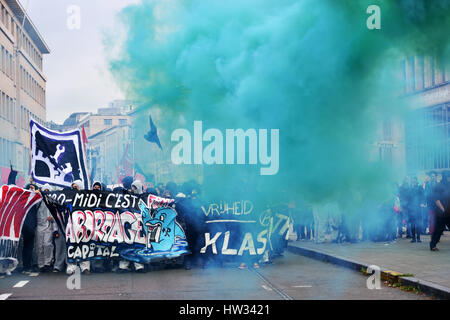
[118,180,146,273]
[66,180,91,275]
[35,184,55,272]
[430,171,450,251]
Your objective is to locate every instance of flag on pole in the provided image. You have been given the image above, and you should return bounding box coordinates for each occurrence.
[81,125,88,147]
[29,119,90,189]
[7,164,18,185]
[144,115,163,150]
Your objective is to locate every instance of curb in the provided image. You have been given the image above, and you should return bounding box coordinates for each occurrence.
[287,244,450,300]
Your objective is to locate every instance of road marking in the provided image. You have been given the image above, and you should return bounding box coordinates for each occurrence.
[249,269,293,300]
[292,285,312,288]
[206,220,256,224]
[261,285,273,291]
[13,280,29,288]
[28,273,39,277]
[0,293,12,300]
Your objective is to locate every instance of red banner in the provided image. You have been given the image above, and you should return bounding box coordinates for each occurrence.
[0,185,42,240]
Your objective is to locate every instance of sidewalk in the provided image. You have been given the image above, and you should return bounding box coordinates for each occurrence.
[288,232,450,298]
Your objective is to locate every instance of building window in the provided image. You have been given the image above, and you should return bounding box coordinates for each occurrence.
[119,119,127,125]
[104,119,112,126]
[0,92,3,119]
[434,56,444,85]
[424,56,434,89]
[10,53,13,80]
[405,57,415,93]
[405,103,450,172]
[1,46,4,73]
[383,119,392,141]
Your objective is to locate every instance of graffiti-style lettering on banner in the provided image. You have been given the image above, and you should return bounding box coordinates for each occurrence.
[43,190,190,263]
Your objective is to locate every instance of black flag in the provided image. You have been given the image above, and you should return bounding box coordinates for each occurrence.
[7,163,17,185]
[144,115,163,150]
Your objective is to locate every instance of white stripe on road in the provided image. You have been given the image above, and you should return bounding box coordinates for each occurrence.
[13,280,29,288]
[0,293,12,300]
[261,285,273,291]
[28,273,39,277]
[292,285,312,288]
[206,220,256,224]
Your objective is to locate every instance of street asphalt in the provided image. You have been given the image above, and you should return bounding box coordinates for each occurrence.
[289,232,450,290]
[0,252,429,300]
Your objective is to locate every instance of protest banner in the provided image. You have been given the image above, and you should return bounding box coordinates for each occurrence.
[42,190,190,263]
[0,185,42,272]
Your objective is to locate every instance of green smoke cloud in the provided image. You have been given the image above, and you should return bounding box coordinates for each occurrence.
[105,0,450,208]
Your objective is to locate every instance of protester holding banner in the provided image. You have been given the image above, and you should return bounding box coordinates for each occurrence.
[66,180,91,275]
[22,184,40,274]
[176,181,206,270]
[35,184,55,272]
[118,180,146,273]
[0,185,42,276]
[52,206,66,273]
[90,181,109,273]
[160,182,185,269]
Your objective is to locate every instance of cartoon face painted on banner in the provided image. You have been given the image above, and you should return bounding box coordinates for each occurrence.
[139,199,188,252]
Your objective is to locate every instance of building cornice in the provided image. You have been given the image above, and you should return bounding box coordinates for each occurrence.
[5,0,50,54]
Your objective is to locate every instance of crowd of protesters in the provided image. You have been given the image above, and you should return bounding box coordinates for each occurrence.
[1,176,208,276]
[3,170,447,278]
[2,176,283,277]
[292,171,450,252]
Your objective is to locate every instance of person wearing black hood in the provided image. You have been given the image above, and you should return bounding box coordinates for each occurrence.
[398,177,412,238]
[118,180,146,273]
[21,184,39,274]
[175,180,207,270]
[66,180,91,275]
[163,181,178,199]
[122,176,134,192]
[409,176,424,243]
[425,171,438,235]
[91,181,108,273]
[430,171,450,251]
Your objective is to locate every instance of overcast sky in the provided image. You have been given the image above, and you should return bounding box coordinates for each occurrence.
[25,0,140,123]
